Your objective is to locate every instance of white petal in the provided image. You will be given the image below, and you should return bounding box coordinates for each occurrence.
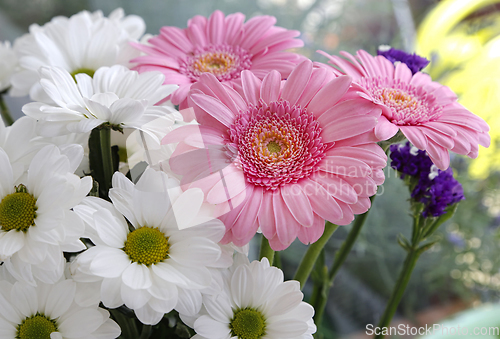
[121,263,152,290]
[172,188,205,230]
[203,294,233,323]
[89,247,130,278]
[169,238,221,267]
[0,231,25,258]
[58,308,103,337]
[57,144,84,173]
[230,265,253,308]
[134,303,164,326]
[265,289,303,316]
[194,315,231,339]
[11,281,38,317]
[266,318,308,338]
[92,318,122,339]
[0,316,17,337]
[100,277,124,308]
[148,296,176,314]
[121,283,151,310]
[175,287,202,317]
[50,332,63,339]
[43,280,76,319]
[0,286,21,323]
[0,148,14,197]
[94,209,128,248]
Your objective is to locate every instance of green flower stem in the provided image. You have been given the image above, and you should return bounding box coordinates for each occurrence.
[294,222,339,289]
[139,324,152,339]
[259,235,275,266]
[374,247,421,339]
[374,214,428,339]
[0,93,14,126]
[312,198,374,327]
[100,127,113,195]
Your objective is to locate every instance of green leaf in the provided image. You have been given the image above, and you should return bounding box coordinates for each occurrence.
[397,234,411,251]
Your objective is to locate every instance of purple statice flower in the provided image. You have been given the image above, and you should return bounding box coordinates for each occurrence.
[377,45,430,74]
[389,142,433,178]
[390,142,464,217]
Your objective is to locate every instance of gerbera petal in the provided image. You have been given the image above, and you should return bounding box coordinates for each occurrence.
[321,115,378,142]
[273,191,300,248]
[260,70,281,104]
[240,70,262,105]
[208,10,225,45]
[297,213,326,244]
[281,60,312,105]
[303,178,343,222]
[190,93,235,128]
[258,191,277,239]
[281,184,314,227]
[399,126,428,150]
[306,75,352,115]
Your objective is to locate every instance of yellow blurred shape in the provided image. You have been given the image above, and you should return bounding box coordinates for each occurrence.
[417,0,500,178]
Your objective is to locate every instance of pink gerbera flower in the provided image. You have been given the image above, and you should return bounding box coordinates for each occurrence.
[162,60,387,250]
[131,10,304,120]
[318,49,490,170]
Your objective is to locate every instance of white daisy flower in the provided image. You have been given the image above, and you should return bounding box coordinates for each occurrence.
[72,168,229,325]
[0,117,39,178]
[0,41,17,92]
[10,8,145,98]
[0,144,92,285]
[0,278,120,339]
[22,65,181,138]
[188,255,317,339]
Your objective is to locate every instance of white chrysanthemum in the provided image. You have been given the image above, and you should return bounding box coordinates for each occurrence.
[10,8,145,98]
[0,278,120,339]
[187,255,316,339]
[0,145,92,285]
[22,65,181,137]
[0,41,17,92]
[0,117,39,178]
[72,168,229,325]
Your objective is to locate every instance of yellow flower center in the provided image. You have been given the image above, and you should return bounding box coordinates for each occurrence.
[0,185,37,232]
[266,140,282,154]
[192,52,237,77]
[70,68,95,81]
[17,313,58,339]
[380,88,419,111]
[230,308,267,339]
[123,226,169,266]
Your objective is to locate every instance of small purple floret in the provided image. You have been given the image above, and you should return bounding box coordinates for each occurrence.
[377,46,430,75]
[390,142,464,217]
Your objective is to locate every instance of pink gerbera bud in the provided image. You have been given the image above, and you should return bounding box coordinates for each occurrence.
[317,49,491,170]
[131,10,305,121]
[162,60,388,251]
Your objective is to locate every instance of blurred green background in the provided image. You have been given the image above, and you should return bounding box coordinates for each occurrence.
[3,0,500,338]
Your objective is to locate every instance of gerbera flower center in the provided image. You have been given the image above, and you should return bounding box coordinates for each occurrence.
[230,308,266,339]
[181,45,252,82]
[17,313,58,339]
[70,68,95,81]
[228,100,327,190]
[123,226,169,266]
[0,185,37,232]
[362,78,443,125]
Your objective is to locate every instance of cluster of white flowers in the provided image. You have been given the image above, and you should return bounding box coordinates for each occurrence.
[0,7,316,339]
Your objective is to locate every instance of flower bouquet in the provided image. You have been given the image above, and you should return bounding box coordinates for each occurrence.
[0,6,490,339]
